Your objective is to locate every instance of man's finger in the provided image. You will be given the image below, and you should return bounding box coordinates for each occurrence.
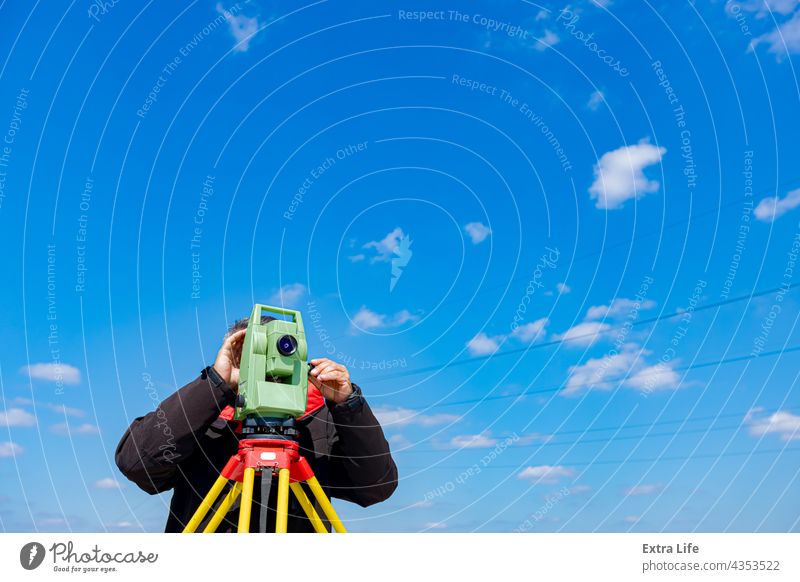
[225,329,247,346]
[313,363,338,378]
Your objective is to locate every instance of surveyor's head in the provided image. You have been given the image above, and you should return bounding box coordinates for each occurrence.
[226,314,277,338]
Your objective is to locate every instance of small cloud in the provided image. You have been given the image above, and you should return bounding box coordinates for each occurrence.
[569,484,591,495]
[464,222,491,244]
[268,283,306,306]
[216,2,260,52]
[750,10,800,60]
[746,408,800,441]
[624,484,662,496]
[363,227,405,263]
[94,478,125,490]
[589,139,666,210]
[50,423,100,436]
[556,282,571,295]
[466,332,504,356]
[448,431,499,449]
[552,321,611,347]
[511,317,549,343]
[410,499,433,509]
[0,408,37,427]
[624,515,640,524]
[754,188,800,222]
[0,441,23,458]
[348,253,366,262]
[517,465,575,484]
[389,434,411,448]
[534,29,560,51]
[373,406,460,428]
[517,432,554,444]
[350,306,420,332]
[625,364,680,392]
[14,398,87,418]
[586,297,656,320]
[562,345,681,396]
[21,363,81,385]
[424,521,447,529]
[587,90,605,111]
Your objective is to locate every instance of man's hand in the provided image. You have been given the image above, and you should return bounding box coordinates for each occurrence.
[213,329,247,390]
[309,358,353,404]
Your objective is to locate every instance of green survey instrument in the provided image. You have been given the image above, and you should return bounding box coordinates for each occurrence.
[235,304,309,425]
[184,303,348,534]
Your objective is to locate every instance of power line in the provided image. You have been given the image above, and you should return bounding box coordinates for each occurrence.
[400,446,800,470]
[399,424,752,455]
[421,343,800,408]
[363,281,800,384]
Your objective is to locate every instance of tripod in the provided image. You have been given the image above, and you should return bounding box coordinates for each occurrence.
[182,435,347,533]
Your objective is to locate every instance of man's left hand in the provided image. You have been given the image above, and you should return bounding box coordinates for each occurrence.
[309,358,353,404]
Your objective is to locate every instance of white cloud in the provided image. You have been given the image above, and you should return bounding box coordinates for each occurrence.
[466,332,503,355]
[754,188,800,222]
[625,484,661,496]
[746,408,800,441]
[373,406,460,428]
[534,29,560,51]
[268,283,306,306]
[363,227,405,262]
[389,434,411,448]
[750,10,800,59]
[511,318,549,343]
[0,408,37,427]
[350,306,420,331]
[563,349,640,395]
[13,398,86,417]
[448,431,499,449]
[0,441,23,457]
[589,140,666,209]
[517,465,575,484]
[50,423,100,436]
[94,478,125,490]
[626,363,681,392]
[216,3,260,52]
[587,90,605,111]
[464,221,491,244]
[348,253,365,262]
[517,432,554,444]
[21,363,81,385]
[562,345,681,396]
[556,282,572,295]
[424,521,447,529]
[735,0,800,15]
[624,515,640,524]
[586,297,656,320]
[552,321,611,347]
[569,484,592,495]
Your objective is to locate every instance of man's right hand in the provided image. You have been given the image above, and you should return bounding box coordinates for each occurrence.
[213,329,247,390]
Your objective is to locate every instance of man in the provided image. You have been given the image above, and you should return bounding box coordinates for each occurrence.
[115,315,398,532]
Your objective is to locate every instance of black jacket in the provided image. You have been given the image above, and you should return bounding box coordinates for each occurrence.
[115,366,397,532]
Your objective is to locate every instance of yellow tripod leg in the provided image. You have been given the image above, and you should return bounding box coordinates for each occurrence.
[290,482,327,533]
[238,467,256,533]
[305,476,347,533]
[275,468,290,533]
[183,474,229,533]
[203,482,243,533]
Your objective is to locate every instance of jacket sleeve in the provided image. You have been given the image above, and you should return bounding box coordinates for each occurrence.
[325,387,398,507]
[115,366,235,494]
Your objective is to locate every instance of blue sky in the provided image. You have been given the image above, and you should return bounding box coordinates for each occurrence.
[1,0,800,532]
